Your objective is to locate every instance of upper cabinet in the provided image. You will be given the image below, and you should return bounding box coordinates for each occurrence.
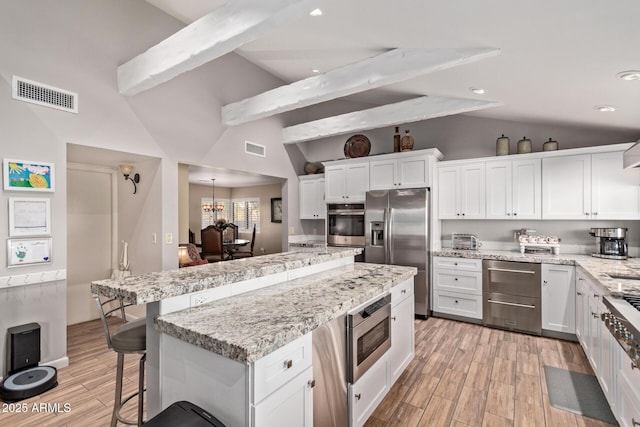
[542,150,640,220]
[486,159,541,219]
[324,162,369,203]
[299,175,325,220]
[369,153,432,191]
[438,162,486,219]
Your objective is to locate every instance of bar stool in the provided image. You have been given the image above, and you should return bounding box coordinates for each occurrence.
[93,294,146,426]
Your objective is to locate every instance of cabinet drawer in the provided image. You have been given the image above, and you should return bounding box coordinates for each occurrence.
[433,270,482,295]
[391,278,413,305]
[433,290,482,319]
[254,334,312,403]
[433,256,482,272]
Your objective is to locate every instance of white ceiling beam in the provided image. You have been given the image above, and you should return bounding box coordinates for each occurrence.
[222,47,500,125]
[118,0,316,96]
[282,96,502,144]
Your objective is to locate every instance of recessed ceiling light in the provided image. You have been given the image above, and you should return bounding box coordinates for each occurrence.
[595,105,616,112]
[309,8,323,16]
[617,70,640,81]
[470,87,485,94]
[312,69,320,73]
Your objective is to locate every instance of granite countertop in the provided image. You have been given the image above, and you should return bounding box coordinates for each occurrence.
[90,248,362,305]
[155,263,417,363]
[433,249,640,296]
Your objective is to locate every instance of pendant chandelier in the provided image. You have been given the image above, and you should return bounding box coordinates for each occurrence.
[203,178,224,212]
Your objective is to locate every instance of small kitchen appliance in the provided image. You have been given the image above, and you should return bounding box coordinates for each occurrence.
[0,323,58,402]
[451,233,481,250]
[590,227,628,260]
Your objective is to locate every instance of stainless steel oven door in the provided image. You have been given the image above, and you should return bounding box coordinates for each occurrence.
[327,207,365,247]
[348,295,392,383]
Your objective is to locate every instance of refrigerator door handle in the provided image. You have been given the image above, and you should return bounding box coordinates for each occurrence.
[383,208,390,264]
[388,208,394,265]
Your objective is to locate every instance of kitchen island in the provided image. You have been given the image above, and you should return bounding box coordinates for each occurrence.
[91,248,417,425]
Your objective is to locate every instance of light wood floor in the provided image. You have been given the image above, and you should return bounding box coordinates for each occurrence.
[0,316,616,427]
[365,317,616,427]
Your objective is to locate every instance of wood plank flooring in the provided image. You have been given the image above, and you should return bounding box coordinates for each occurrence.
[0,316,616,426]
[365,317,616,427]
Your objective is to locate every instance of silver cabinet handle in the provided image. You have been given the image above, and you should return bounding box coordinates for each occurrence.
[308,379,316,388]
[577,291,583,295]
[401,289,407,294]
[593,212,598,215]
[585,212,590,216]
[284,360,293,369]
[391,316,397,321]
[543,280,548,285]
[487,267,536,275]
[355,393,361,401]
[488,299,535,309]
[591,312,599,319]
[513,213,517,216]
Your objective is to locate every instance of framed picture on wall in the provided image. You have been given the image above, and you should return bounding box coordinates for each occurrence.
[271,197,282,223]
[3,159,55,192]
[9,197,51,236]
[7,237,52,267]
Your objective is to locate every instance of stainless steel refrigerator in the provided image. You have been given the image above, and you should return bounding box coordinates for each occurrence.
[365,188,430,317]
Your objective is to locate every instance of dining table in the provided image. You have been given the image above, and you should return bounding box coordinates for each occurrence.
[223,239,250,259]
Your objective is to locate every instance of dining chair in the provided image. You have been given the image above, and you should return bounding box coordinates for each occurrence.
[233,224,256,259]
[93,294,146,427]
[201,226,229,262]
[227,223,239,241]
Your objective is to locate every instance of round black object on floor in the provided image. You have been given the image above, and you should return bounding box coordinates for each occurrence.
[0,366,57,402]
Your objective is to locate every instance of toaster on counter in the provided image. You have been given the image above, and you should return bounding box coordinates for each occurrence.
[451,233,482,250]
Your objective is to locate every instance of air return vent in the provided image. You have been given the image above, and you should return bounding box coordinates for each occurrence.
[12,76,78,113]
[245,141,266,157]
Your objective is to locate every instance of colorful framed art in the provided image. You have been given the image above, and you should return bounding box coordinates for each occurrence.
[3,159,54,192]
[7,237,52,267]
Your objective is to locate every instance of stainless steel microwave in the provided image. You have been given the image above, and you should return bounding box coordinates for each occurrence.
[327,203,365,247]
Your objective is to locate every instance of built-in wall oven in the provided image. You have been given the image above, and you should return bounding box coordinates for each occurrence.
[327,204,365,248]
[347,293,392,383]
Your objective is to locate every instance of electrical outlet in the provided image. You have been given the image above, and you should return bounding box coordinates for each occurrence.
[260,248,265,254]
[288,226,294,235]
[152,233,157,244]
[191,294,208,307]
[165,233,173,244]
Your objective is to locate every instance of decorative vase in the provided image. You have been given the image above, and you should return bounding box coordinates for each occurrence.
[517,136,532,154]
[543,138,559,151]
[496,134,510,156]
[400,130,414,151]
[393,126,401,152]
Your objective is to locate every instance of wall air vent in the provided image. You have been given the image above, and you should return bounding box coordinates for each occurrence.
[245,141,266,158]
[12,76,78,113]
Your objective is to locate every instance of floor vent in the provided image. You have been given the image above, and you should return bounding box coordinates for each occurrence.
[245,141,266,157]
[12,76,78,113]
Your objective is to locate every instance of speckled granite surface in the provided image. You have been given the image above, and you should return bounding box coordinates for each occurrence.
[155,263,416,363]
[91,248,362,305]
[433,249,640,296]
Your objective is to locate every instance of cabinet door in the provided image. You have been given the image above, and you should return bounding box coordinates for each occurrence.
[325,166,346,203]
[389,296,414,384]
[369,160,396,191]
[253,367,313,427]
[344,163,369,202]
[299,179,318,219]
[575,275,588,346]
[592,151,640,220]
[542,155,591,219]
[315,179,326,219]
[349,355,389,427]
[541,264,576,333]
[587,286,602,373]
[486,161,512,219]
[512,159,541,219]
[397,155,429,188]
[460,163,486,219]
[438,166,459,219]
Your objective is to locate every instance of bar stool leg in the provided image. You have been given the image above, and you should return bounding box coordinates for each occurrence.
[112,352,125,427]
[137,354,146,426]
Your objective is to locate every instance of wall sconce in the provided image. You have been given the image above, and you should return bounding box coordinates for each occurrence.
[178,246,191,267]
[120,164,140,194]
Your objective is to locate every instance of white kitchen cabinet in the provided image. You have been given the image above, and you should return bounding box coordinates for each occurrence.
[298,175,325,219]
[575,273,589,347]
[369,154,431,191]
[324,162,369,203]
[349,353,389,427]
[543,151,640,220]
[617,346,640,427]
[438,163,485,219]
[389,281,414,383]
[541,264,575,334]
[486,159,541,219]
[432,256,482,319]
[253,366,313,427]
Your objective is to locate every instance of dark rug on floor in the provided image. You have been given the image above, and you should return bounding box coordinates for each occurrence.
[544,365,618,425]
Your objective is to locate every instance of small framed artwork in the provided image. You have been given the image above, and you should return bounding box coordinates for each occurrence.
[9,197,51,236]
[7,237,52,267]
[271,197,282,223]
[3,159,55,192]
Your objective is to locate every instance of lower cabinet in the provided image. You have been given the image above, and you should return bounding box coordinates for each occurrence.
[389,283,415,383]
[349,354,389,427]
[617,352,640,427]
[432,256,482,320]
[541,264,576,334]
[253,366,314,427]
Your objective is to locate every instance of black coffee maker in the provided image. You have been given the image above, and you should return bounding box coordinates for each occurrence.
[590,227,628,260]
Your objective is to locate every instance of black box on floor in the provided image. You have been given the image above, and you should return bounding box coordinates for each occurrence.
[7,322,40,375]
[145,401,226,427]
